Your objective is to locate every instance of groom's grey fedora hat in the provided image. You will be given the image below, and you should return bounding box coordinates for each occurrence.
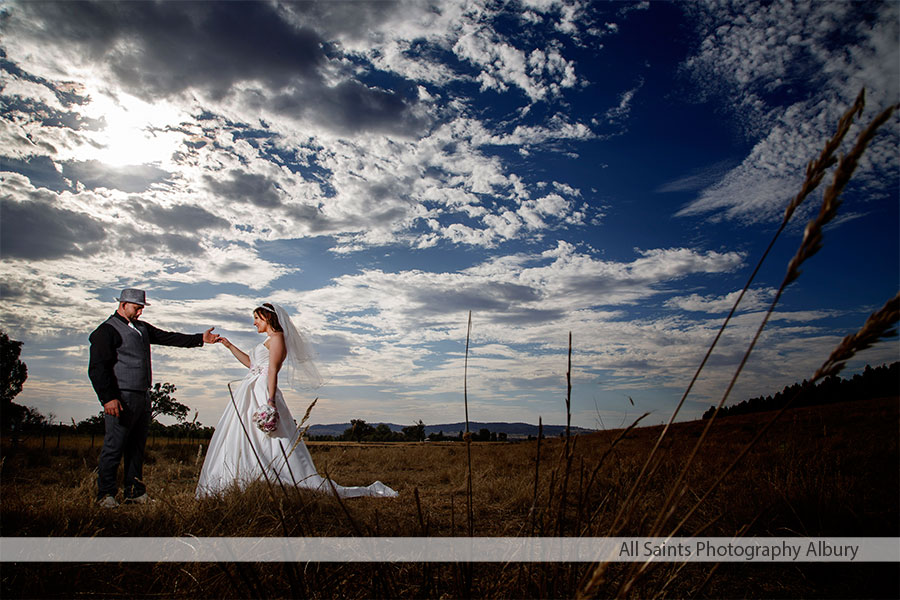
[115,288,150,306]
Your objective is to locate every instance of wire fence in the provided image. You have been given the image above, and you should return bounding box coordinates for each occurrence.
[1,428,213,452]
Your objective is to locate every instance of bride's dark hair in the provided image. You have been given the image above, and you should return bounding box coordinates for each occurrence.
[254,303,283,332]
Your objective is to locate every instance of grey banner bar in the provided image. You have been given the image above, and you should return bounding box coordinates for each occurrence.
[2,537,898,563]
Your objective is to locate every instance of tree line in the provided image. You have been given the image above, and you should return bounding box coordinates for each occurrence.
[8,383,214,440]
[702,362,899,419]
[307,419,509,443]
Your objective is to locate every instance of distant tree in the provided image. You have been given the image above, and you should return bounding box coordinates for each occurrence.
[402,419,426,442]
[428,429,452,442]
[703,362,900,419]
[76,413,106,434]
[476,427,491,442]
[0,331,28,405]
[344,419,374,442]
[19,406,49,430]
[149,382,189,423]
[173,418,203,436]
[0,331,29,431]
[147,416,213,439]
[373,423,393,441]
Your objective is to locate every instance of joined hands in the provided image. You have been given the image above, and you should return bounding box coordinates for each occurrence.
[202,327,220,345]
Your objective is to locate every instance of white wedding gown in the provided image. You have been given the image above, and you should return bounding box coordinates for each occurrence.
[196,342,398,499]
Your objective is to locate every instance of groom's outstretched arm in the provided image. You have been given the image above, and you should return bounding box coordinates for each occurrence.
[142,322,206,348]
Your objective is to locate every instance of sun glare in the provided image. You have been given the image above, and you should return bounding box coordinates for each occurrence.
[81,92,186,168]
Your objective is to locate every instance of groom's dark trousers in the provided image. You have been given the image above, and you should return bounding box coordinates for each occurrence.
[98,389,152,499]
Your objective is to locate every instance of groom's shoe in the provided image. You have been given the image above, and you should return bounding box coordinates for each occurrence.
[123,493,154,505]
[98,495,119,508]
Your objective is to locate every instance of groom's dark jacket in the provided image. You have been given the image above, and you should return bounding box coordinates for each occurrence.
[88,313,203,404]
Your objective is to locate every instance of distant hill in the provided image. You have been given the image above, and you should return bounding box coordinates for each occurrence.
[306,421,594,438]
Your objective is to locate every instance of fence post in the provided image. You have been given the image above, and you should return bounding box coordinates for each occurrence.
[56,423,62,450]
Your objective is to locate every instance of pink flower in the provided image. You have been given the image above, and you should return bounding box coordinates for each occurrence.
[252,405,279,434]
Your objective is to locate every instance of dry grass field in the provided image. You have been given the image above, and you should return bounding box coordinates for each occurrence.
[1,395,897,599]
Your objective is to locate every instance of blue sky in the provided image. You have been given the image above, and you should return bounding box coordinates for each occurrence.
[1,0,898,430]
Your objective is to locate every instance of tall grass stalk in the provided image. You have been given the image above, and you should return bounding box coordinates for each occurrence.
[578,411,649,531]
[529,416,543,537]
[226,379,276,493]
[463,310,474,537]
[566,332,573,440]
[813,293,900,381]
[649,99,898,534]
[220,377,304,600]
[223,378,300,552]
[324,470,365,536]
[461,310,475,598]
[413,486,428,535]
[667,292,899,542]
[623,97,898,595]
[580,91,896,599]
[278,440,299,488]
[292,397,319,454]
[604,90,869,546]
[555,333,574,536]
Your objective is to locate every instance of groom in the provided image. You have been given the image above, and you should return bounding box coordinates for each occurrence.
[88,288,219,507]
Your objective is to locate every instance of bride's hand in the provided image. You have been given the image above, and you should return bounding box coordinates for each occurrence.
[218,336,233,349]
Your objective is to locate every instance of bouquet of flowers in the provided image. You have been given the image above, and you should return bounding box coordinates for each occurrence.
[252,404,279,434]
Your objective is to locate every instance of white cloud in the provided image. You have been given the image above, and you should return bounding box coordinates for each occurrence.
[656,160,737,193]
[605,78,644,125]
[679,0,900,223]
[619,2,650,17]
[517,193,573,230]
[665,287,775,313]
[454,31,543,100]
[481,118,595,146]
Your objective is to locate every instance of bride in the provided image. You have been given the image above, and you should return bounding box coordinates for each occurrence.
[196,303,398,499]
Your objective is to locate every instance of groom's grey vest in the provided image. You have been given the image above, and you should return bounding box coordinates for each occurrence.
[104,316,152,391]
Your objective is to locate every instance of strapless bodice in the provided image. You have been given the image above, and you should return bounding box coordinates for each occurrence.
[249,343,269,376]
